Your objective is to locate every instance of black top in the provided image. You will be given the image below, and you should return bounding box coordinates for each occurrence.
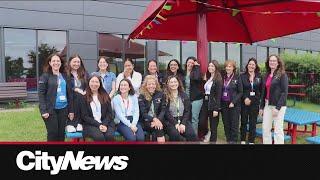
[260,73,288,110]
[164,92,191,126]
[221,73,243,106]
[240,72,263,106]
[38,72,74,115]
[186,65,204,101]
[70,71,89,91]
[138,91,167,123]
[207,78,223,112]
[79,95,115,129]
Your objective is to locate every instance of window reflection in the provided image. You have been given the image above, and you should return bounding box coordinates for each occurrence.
[157,40,180,73]
[5,28,36,91]
[211,42,226,64]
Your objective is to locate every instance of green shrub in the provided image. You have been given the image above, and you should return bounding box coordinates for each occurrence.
[306,83,320,104]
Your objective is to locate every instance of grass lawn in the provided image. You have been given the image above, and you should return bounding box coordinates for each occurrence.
[0,99,319,143]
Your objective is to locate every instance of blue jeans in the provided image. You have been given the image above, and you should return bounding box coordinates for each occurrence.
[117,116,145,141]
[191,99,203,136]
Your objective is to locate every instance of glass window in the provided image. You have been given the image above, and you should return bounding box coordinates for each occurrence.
[181,41,196,69]
[227,43,241,67]
[38,30,66,76]
[210,42,226,64]
[4,28,36,91]
[269,47,279,56]
[297,50,307,55]
[124,35,146,75]
[157,40,180,73]
[99,34,124,75]
[257,46,267,64]
[284,48,296,54]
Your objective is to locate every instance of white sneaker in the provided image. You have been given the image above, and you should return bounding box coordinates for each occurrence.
[76,124,83,131]
[65,125,76,133]
[240,141,246,144]
[203,131,211,142]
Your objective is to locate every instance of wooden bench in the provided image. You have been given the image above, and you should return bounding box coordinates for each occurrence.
[0,82,27,108]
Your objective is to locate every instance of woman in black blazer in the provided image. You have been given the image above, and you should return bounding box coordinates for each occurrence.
[259,55,288,144]
[138,75,167,142]
[221,60,243,144]
[164,75,197,141]
[199,60,222,143]
[65,54,89,133]
[80,74,115,141]
[38,53,74,141]
[239,58,262,144]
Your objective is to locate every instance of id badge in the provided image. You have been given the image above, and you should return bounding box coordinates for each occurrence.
[57,87,61,92]
[59,95,66,101]
[223,92,228,97]
[250,92,255,96]
[205,96,209,100]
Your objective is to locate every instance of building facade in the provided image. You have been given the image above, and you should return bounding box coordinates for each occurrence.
[0,1,319,101]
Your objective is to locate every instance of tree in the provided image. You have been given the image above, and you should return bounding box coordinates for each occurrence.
[27,43,59,77]
[5,56,25,81]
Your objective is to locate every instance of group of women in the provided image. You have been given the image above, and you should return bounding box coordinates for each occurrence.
[39,52,288,144]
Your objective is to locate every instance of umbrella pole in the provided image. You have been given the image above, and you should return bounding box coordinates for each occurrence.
[197,0,209,75]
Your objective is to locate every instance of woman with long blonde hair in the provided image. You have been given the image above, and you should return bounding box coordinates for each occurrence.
[138,75,166,142]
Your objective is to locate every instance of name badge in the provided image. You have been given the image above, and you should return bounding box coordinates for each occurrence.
[57,87,61,92]
[59,95,66,101]
[250,92,255,96]
[223,92,228,97]
[205,96,209,100]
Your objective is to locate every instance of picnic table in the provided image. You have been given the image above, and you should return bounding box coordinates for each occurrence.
[288,84,306,107]
[284,108,320,144]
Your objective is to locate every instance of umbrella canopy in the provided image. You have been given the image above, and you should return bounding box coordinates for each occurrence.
[129,0,320,73]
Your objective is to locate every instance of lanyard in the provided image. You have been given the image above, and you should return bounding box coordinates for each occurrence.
[150,100,155,117]
[224,73,234,91]
[249,74,255,92]
[174,97,180,117]
[121,96,130,116]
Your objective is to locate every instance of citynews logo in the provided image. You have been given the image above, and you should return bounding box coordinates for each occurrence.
[16,151,129,175]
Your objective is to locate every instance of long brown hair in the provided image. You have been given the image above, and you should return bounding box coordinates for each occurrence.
[206,60,222,82]
[164,75,184,103]
[43,53,66,74]
[140,75,162,101]
[85,74,110,104]
[67,54,87,80]
[265,54,286,78]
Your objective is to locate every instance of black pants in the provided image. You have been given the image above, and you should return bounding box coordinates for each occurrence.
[142,121,165,141]
[66,92,82,127]
[43,107,68,141]
[221,101,240,143]
[83,125,115,141]
[240,103,259,143]
[166,120,198,141]
[198,99,219,142]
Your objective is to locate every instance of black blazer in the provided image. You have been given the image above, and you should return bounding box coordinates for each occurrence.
[187,65,204,101]
[79,95,115,129]
[70,71,89,91]
[138,91,167,123]
[38,72,74,115]
[240,72,263,106]
[221,73,243,106]
[260,73,288,110]
[207,79,223,112]
[164,92,191,126]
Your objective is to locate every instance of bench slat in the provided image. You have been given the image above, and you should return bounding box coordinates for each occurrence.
[0,82,27,87]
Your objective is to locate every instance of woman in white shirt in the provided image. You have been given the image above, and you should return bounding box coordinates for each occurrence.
[112,78,145,141]
[116,58,142,96]
[80,74,115,141]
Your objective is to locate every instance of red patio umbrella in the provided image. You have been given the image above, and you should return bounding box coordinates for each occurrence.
[129,0,320,73]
